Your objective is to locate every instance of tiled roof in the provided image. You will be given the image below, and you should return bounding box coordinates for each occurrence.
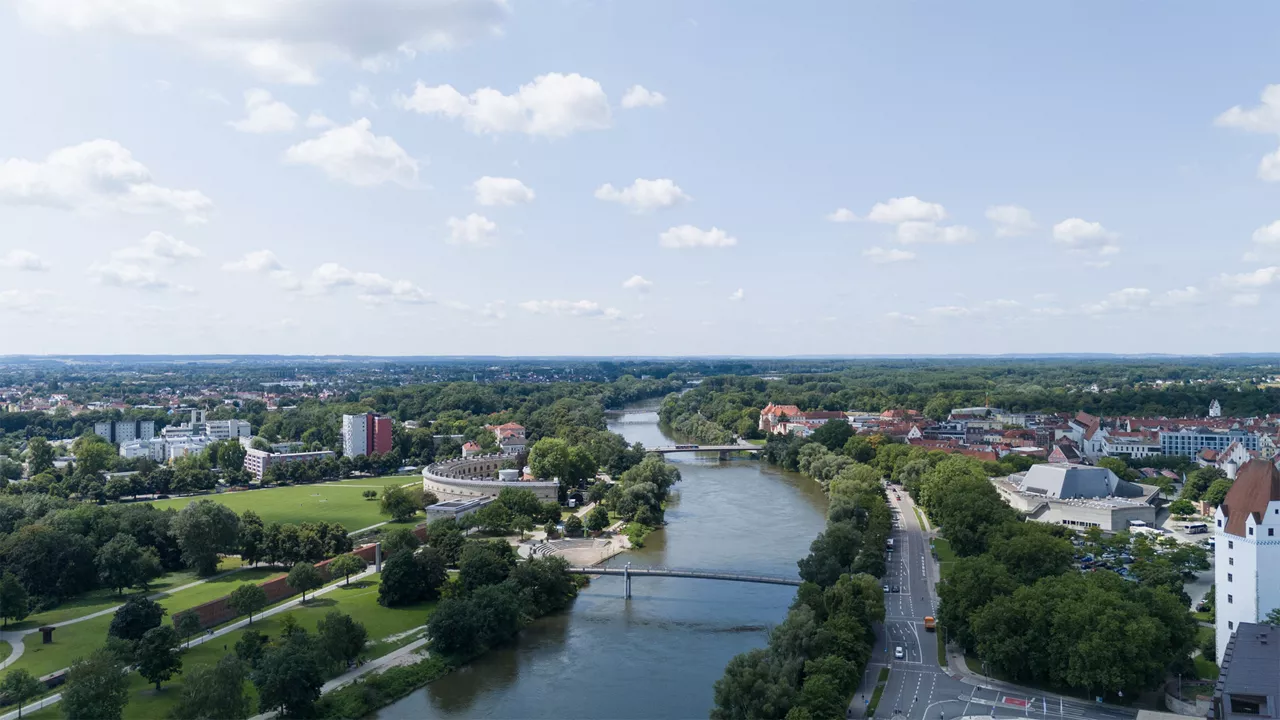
[1222,459,1280,537]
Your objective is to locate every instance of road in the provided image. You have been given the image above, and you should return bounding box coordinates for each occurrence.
[851,488,1138,720]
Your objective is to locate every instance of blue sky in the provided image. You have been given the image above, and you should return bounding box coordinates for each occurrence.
[3,1,1280,355]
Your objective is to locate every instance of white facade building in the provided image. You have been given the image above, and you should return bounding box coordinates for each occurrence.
[204,419,251,440]
[341,413,368,458]
[1214,459,1280,661]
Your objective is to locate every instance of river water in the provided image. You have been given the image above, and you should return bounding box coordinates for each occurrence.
[378,401,829,719]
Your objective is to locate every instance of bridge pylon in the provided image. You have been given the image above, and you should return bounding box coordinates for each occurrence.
[623,562,632,599]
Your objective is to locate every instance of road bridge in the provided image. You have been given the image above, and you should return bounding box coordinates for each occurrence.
[566,563,801,598]
[648,444,761,459]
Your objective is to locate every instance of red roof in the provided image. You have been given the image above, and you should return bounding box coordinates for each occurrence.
[1222,459,1280,537]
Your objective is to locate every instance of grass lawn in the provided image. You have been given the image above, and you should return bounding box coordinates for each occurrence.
[0,640,10,663]
[933,536,957,579]
[155,568,283,613]
[27,573,437,720]
[146,475,421,531]
[1193,611,1214,624]
[867,668,889,716]
[746,438,767,446]
[1195,657,1219,680]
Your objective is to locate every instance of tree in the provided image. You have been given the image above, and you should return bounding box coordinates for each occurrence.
[458,541,516,592]
[73,435,116,476]
[1097,457,1138,482]
[238,510,266,567]
[710,648,796,720]
[228,583,268,624]
[1265,608,1280,626]
[0,669,44,719]
[811,419,853,452]
[109,595,165,643]
[61,648,130,720]
[585,505,610,534]
[167,654,251,720]
[136,625,183,690]
[361,489,377,501]
[235,628,267,668]
[379,486,419,522]
[512,514,535,539]
[251,633,324,718]
[542,520,559,539]
[97,533,148,595]
[327,554,368,586]
[378,548,447,607]
[1203,478,1234,509]
[316,611,368,668]
[427,596,482,658]
[172,500,241,576]
[1181,466,1226,501]
[26,436,54,475]
[1168,498,1197,516]
[218,441,247,472]
[422,518,466,565]
[286,562,323,602]
[174,612,203,649]
[471,502,513,534]
[380,527,420,557]
[563,514,584,538]
[0,571,30,628]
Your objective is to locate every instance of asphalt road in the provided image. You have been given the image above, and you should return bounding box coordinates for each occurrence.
[851,489,1138,720]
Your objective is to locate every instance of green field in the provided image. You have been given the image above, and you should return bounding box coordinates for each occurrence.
[146,475,420,531]
[933,536,957,579]
[23,573,437,720]
[0,640,10,663]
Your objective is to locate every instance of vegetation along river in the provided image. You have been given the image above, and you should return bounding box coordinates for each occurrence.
[378,399,829,719]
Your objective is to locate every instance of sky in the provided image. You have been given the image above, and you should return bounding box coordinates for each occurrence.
[3,1,1280,356]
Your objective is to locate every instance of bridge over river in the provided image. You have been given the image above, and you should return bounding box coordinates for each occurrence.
[566,564,801,598]
[647,444,761,459]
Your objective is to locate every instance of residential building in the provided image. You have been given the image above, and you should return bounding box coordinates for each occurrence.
[244,447,337,481]
[204,419,251,440]
[341,413,394,457]
[1101,431,1163,459]
[1215,622,1279,720]
[462,441,482,457]
[1211,399,1223,418]
[94,419,156,444]
[1215,459,1280,661]
[1164,427,1259,458]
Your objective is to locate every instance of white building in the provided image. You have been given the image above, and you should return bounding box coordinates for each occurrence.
[1214,459,1280,661]
[1210,399,1222,418]
[342,413,368,458]
[204,419,251,440]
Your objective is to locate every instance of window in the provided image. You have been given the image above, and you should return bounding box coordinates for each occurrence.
[1231,540,1235,549]
[1229,573,1234,582]
[1231,557,1235,566]
[1272,529,1276,537]
[1230,621,1235,629]
[1229,595,1234,604]
[1219,519,1224,527]
[1251,528,1256,536]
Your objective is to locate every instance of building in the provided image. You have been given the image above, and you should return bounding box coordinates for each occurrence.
[462,441,482,457]
[1164,427,1259,458]
[1101,431,1163,459]
[1214,459,1280,661]
[425,496,494,524]
[422,452,559,503]
[94,419,156,444]
[1211,399,1223,418]
[993,463,1159,532]
[1214,622,1278,720]
[341,413,393,457]
[244,447,337,481]
[204,419,251,440]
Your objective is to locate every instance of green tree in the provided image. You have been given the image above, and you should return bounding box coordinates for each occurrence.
[1097,457,1138,482]
[380,527,420,557]
[361,489,377,501]
[72,434,116,476]
[936,555,1017,651]
[811,419,853,452]
[585,505,610,534]
[26,436,54,475]
[471,502,513,534]
[710,648,796,720]
[172,500,241,576]
[458,541,516,592]
[512,514,535,539]
[426,596,482,658]
[379,486,419,522]
[422,518,466,565]
[1265,608,1280,626]
[1203,478,1234,508]
[97,533,148,595]
[228,583,268,624]
[0,571,30,628]
[251,632,324,718]
[234,629,267,668]
[108,595,165,643]
[218,441,247,472]
[238,510,266,567]
[286,562,323,602]
[0,669,44,719]
[167,654,251,720]
[529,438,573,482]
[1181,466,1226,501]
[563,514,584,538]
[136,625,183,690]
[327,554,368,586]
[1168,498,1196,516]
[174,612,203,649]
[61,648,130,720]
[316,611,368,668]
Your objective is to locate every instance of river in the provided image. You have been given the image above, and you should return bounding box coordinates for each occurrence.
[378,400,829,719]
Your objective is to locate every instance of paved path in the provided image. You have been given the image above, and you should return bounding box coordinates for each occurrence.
[0,568,378,720]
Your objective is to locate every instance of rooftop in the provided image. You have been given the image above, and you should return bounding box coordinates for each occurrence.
[1217,622,1280,713]
[1221,459,1280,537]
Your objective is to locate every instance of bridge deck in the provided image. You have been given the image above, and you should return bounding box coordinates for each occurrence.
[648,445,761,453]
[566,566,801,586]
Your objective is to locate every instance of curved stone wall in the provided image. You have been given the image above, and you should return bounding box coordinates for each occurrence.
[423,452,559,503]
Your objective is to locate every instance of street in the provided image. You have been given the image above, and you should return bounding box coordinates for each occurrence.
[850,488,1137,720]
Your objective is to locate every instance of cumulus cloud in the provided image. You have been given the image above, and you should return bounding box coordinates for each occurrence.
[446,213,498,245]
[1215,85,1280,182]
[229,89,298,133]
[1052,218,1120,258]
[519,299,621,320]
[862,247,915,264]
[658,225,737,249]
[471,176,534,206]
[620,85,666,109]
[89,232,203,292]
[866,196,947,224]
[1253,221,1280,248]
[12,0,511,84]
[1082,288,1150,315]
[0,140,213,223]
[728,288,744,302]
[895,222,975,245]
[306,262,429,303]
[222,249,300,290]
[0,250,50,271]
[350,85,378,109]
[1231,293,1262,307]
[1152,286,1203,307]
[1218,266,1280,289]
[595,178,690,212]
[985,205,1036,237]
[89,262,186,291]
[826,208,857,222]
[283,119,417,187]
[396,73,612,137]
[622,275,653,292]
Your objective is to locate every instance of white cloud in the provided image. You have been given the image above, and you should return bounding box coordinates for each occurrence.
[471,176,534,206]
[985,205,1036,237]
[1152,286,1203,307]
[1261,148,1280,182]
[306,263,429,303]
[866,196,947,224]
[350,85,378,109]
[658,225,737,249]
[1082,288,1151,315]
[0,250,50,271]
[1216,85,1280,135]
[884,311,919,325]
[595,178,690,212]
[223,249,284,273]
[728,288,744,302]
[519,299,621,320]
[283,118,417,187]
[113,231,203,263]
[191,88,230,105]
[88,232,202,293]
[895,222,975,245]
[862,247,916,264]
[229,89,298,133]
[1230,293,1262,307]
[622,275,653,292]
[1218,266,1280,289]
[1253,221,1280,248]
[13,0,510,84]
[0,139,213,223]
[89,262,184,291]
[1052,217,1120,258]
[396,73,612,137]
[305,112,336,129]
[826,208,857,222]
[620,85,666,109]
[446,213,498,246]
